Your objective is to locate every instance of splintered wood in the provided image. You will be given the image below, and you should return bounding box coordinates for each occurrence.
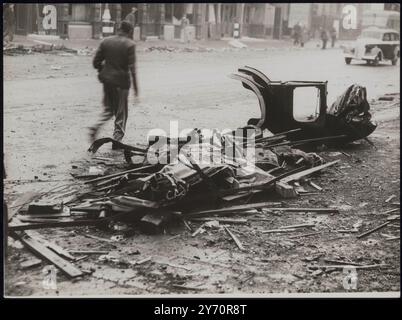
[224,226,245,251]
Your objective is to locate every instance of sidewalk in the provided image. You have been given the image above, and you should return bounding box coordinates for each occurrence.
[8,34,355,53]
[9,34,295,51]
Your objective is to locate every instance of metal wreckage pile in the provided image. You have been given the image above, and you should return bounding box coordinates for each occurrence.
[8,67,380,279]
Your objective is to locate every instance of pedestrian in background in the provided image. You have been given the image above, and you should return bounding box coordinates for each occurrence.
[124,7,137,40]
[293,22,302,46]
[3,4,15,43]
[320,28,328,50]
[180,15,190,43]
[330,26,337,48]
[300,24,308,48]
[89,21,139,149]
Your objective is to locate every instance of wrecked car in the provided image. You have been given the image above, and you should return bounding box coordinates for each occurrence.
[231,66,377,144]
[343,27,400,66]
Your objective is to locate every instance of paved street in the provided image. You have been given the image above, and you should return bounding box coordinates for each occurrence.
[4,41,399,181]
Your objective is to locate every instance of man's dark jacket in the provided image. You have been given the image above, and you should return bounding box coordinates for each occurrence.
[93,35,136,89]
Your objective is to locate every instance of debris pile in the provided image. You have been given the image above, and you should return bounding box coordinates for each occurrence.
[8,125,354,277]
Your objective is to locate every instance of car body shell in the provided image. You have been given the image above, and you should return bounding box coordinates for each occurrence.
[344,27,400,64]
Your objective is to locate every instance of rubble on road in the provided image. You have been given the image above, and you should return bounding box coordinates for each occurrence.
[3,42,95,56]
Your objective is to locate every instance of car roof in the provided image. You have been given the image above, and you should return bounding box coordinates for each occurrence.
[362,26,400,34]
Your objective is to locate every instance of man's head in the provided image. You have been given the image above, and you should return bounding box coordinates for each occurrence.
[118,21,134,37]
[131,7,137,13]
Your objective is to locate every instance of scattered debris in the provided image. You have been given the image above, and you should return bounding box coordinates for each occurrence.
[357,221,393,239]
[224,226,246,251]
[20,258,42,269]
[10,231,83,278]
[385,195,396,203]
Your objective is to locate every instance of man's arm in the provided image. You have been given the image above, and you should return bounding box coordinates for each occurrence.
[128,44,138,96]
[93,42,104,70]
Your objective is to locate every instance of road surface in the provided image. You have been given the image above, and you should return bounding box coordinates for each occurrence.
[3,45,399,180]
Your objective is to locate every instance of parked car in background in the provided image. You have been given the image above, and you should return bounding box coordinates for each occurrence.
[343,27,400,66]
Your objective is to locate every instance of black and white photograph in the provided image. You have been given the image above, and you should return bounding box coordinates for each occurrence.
[2,2,400,300]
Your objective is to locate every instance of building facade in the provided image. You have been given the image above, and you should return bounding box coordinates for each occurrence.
[13,3,290,40]
[12,3,399,41]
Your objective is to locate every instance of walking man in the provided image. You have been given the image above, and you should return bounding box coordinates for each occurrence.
[180,15,190,43]
[330,26,337,48]
[124,7,137,39]
[89,21,139,148]
[293,22,302,46]
[320,28,328,50]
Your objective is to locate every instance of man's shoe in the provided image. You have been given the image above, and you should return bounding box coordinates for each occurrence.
[112,142,123,150]
[88,127,97,144]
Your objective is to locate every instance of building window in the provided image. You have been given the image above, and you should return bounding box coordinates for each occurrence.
[71,4,88,22]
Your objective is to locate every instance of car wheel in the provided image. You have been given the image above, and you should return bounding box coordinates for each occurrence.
[372,55,380,66]
[345,57,352,65]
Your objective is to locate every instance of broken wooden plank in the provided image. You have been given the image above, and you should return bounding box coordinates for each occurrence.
[84,164,155,184]
[288,231,322,239]
[323,259,365,266]
[7,192,41,221]
[130,256,152,265]
[383,208,400,215]
[280,160,340,184]
[9,218,104,231]
[186,202,282,217]
[188,217,248,224]
[224,226,245,251]
[356,221,392,239]
[261,228,298,234]
[69,250,109,254]
[385,195,396,203]
[10,231,83,278]
[25,230,76,261]
[385,236,400,241]
[154,260,191,271]
[275,181,298,198]
[316,263,388,270]
[20,258,42,269]
[272,207,338,213]
[279,223,316,229]
[309,181,323,191]
[172,284,204,291]
[191,224,206,237]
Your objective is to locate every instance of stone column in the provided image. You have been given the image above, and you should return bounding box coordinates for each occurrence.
[216,3,222,39]
[140,3,148,40]
[194,3,202,40]
[236,3,245,37]
[57,4,69,38]
[93,3,102,39]
[115,4,121,25]
[158,3,165,39]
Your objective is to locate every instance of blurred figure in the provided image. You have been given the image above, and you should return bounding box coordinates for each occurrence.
[3,4,15,43]
[320,28,328,50]
[300,24,308,48]
[180,15,190,43]
[124,7,137,39]
[90,21,139,148]
[293,22,302,46]
[330,26,337,48]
